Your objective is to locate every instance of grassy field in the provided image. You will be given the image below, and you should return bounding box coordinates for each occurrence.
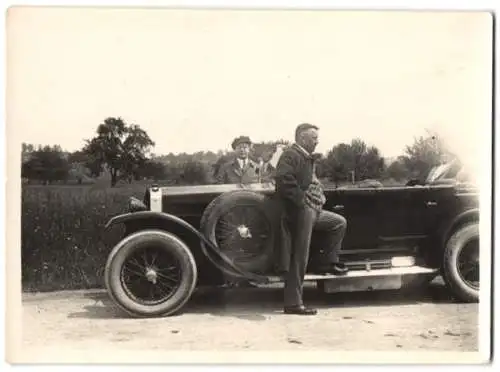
[21,183,150,292]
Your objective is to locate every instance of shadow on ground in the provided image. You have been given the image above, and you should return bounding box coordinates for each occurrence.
[67,277,459,321]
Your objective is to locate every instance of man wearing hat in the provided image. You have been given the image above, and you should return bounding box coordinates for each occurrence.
[215,135,260,184]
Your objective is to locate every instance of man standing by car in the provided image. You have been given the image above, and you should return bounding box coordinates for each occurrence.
[274,123,349,315]
[215,136,260,184]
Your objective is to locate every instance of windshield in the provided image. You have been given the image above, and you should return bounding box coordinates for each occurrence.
[425,158,476,185]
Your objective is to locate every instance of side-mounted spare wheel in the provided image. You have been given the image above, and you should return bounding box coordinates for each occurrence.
[200,189,276,274]
[442,222,480,303]
[104,229,198,317]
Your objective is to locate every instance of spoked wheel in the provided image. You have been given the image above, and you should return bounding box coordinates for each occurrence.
[442,222,480,303]
[456,238,479,291]
[105,230,197,317]
[120,245,183,306]
[200,190,276,273]
[214,204,272,266]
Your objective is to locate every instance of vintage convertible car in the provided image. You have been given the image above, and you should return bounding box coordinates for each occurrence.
[103,160,480,318]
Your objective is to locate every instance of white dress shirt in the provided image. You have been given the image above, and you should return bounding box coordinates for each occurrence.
[237,158,248,169]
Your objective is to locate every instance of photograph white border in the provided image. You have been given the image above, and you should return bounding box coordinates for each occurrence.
[1,0,496,369]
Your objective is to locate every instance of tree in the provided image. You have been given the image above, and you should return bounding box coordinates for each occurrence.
[82,117,155,187]
[181,160,211,185]
[384,156,410,181]
[315,156,329,179]
[212,153,233,179]
[21,143,35,163]
[65,150,100,182]
[22,145,71,184]
[400,129,455,180]
[135,160,167,180]
[323,139,385,183]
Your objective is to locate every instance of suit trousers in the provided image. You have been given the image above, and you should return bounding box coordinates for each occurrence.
[283,206,347,307]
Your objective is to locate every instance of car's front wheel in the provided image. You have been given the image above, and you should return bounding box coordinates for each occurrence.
[104,229,198,317]
[442,222,480,303]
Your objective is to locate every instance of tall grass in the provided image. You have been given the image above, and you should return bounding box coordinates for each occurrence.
[21,184,146,292]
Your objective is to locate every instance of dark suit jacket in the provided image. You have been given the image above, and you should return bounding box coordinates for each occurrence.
[215,157,260,184]
[272,143,316,273]
[274,143,315,210]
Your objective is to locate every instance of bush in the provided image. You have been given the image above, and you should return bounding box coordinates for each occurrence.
[21,184,146,292]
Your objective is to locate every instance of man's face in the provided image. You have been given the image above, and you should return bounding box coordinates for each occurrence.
[235,143,251,159]
[300,128,319,153]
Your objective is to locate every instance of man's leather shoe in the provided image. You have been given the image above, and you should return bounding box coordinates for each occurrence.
[284,305,317,315]
[332,263,349,275]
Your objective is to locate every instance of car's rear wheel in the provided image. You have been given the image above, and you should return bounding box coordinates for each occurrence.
[200,190,276,274]
[104,229,198,317]
[442,222,479,303]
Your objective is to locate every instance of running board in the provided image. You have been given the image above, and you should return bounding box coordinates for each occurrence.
[267,266,439,283]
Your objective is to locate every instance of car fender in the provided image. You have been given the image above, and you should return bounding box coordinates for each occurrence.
[104,211,225,255]
[104,211,269,284]
[440,208,479,247]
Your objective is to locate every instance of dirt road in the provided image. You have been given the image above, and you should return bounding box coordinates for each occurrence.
[17,278,479,363]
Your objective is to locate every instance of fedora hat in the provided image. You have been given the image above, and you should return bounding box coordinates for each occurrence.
[231,136,252,150]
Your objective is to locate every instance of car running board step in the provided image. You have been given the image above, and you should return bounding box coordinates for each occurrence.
[265,265,438,283]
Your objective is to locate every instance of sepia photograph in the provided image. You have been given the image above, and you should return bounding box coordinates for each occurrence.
[4,2,494,366]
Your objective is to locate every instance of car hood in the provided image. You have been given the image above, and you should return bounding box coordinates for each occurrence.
[152,182,276,197]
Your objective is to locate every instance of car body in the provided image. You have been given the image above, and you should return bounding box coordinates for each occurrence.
[103,160,480,318]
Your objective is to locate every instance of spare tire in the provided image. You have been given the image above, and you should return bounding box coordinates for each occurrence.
[200,190,276,274]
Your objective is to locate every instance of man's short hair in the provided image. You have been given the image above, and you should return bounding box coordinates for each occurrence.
[295,123,319,140]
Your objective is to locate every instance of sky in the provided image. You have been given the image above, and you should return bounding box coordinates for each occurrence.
[7,8,493,163]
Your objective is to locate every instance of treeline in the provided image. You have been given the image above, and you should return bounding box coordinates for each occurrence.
[21,117,456,187]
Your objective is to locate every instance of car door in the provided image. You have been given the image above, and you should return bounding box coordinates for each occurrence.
[376,186,444,242]
[322,187,382,251]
